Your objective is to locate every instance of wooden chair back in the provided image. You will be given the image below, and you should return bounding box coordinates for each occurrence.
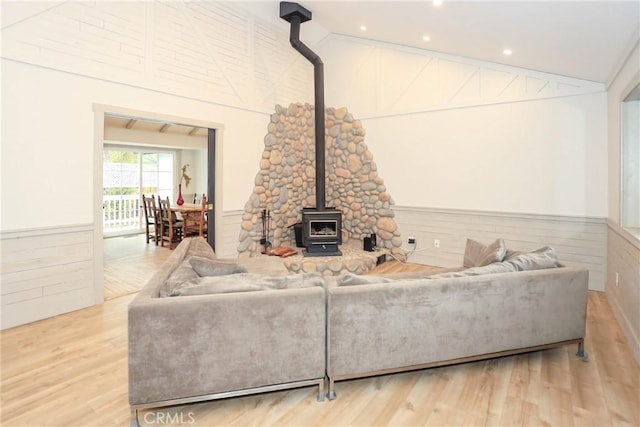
[158,196,182,249]
[183,195,209,238]
[142,194,159,244]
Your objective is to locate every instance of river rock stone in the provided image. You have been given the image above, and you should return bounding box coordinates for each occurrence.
[237,103,404,259]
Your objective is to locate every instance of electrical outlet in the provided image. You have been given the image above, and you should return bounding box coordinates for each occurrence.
[434,239,440,248]
[615,272,620,287]
[408,236,416,244]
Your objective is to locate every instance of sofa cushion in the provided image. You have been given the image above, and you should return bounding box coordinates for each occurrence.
[426,261,517,279]
[463,238,506,268]
[261,272,325,289]
[170,276,266,296]
[505,246,561,271]
[189,256,248,277]
[170,272,325,296]
[337,274,397,286]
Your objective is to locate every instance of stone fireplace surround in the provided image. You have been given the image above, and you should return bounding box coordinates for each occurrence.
[238,103,404,263]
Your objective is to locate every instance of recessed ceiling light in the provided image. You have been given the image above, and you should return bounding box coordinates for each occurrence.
[503,49,513,56]
[360,25,367,31]
[433,0,443,7]
[423,35,431,42]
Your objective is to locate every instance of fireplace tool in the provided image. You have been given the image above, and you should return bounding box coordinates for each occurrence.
[260,209,272,251]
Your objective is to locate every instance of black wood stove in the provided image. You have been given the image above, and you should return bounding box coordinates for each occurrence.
[301,208,342,256]
[281,2,342,256]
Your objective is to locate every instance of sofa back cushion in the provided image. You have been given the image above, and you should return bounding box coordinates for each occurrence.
[189,256,248,277]
[504,246,561,271]
[463,238,506,268]
[170,272,325,296]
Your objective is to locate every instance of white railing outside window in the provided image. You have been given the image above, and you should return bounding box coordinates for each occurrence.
[103,194,141,232]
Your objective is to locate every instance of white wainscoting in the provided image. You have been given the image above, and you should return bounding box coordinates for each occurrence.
[1,224,95,330]
[605,221,640,364]
[393,206,606,291]
[219,210,244,258]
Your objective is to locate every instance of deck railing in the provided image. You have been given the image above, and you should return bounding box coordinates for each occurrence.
[103,194,141,231]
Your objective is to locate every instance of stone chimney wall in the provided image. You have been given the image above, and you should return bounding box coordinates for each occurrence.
[238,103,403,259]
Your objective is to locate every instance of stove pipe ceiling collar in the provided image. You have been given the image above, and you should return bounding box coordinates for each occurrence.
[280,1,327,210]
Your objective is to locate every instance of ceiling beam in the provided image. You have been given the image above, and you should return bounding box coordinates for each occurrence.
[159,123,171,133]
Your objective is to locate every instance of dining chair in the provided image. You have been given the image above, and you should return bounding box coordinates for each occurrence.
[158,197,183,249]
[183,195,208,238]
[142,194,159,245]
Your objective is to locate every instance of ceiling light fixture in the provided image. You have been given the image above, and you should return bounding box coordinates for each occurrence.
[423,35,431,42]
[503,48,513,56]
[359,25,367,31]
[433,0,443,7]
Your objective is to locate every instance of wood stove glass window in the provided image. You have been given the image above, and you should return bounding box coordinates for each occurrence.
[308,220,338,238]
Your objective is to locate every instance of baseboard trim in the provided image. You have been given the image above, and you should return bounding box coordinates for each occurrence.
[607,290,640,365]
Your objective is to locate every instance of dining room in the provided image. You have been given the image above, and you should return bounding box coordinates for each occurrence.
[102,114,213,300]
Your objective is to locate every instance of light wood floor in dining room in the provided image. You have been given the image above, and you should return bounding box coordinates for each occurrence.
[2,239,639,426]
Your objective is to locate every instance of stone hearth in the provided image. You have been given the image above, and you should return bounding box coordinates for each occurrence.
[281,245,389,276]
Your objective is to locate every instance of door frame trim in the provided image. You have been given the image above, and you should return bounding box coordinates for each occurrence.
[93,104,225,303]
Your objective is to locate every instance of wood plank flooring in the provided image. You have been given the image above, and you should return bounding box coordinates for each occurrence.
[103,235,172,300]
[1,249,638,426]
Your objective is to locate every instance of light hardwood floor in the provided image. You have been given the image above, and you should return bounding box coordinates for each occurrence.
[103,235,173,300]
[1,248,638,426]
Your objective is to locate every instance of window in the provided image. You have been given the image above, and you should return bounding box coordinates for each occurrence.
[103,147,176,235]
[142,152,175,202]
[621,83,640,238]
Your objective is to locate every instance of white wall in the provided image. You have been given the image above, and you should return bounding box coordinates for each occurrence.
[1,0,313,232]
[1,60,267,229]
[180,148,208,200]
[317,35,608,217]
[365,95,607,216]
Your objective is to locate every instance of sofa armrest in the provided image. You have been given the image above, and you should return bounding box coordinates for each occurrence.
[128,287,326,405]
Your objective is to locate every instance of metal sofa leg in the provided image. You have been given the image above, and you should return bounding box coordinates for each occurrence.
[317,379,325,402]
[131,408,140,427]
[576,340,589,362]
[327,377,337,400]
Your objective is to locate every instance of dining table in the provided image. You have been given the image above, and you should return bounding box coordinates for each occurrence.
[170,203,211,238]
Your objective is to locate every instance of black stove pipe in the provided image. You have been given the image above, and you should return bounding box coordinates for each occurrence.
[280,2,326,210]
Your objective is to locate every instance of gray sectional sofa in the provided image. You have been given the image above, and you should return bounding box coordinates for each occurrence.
[128,237,589,425]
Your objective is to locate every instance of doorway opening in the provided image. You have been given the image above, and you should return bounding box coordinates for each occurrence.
[94,105,222,302]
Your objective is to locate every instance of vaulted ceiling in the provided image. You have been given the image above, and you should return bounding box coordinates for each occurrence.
[240,0,640,84]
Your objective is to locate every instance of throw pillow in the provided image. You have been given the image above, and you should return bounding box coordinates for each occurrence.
[463,238,506,268]
[161,259,199,297]
[187,237,217,259]
[503,249,523,262]
[505,246,561,271]
[189,256,248,277]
